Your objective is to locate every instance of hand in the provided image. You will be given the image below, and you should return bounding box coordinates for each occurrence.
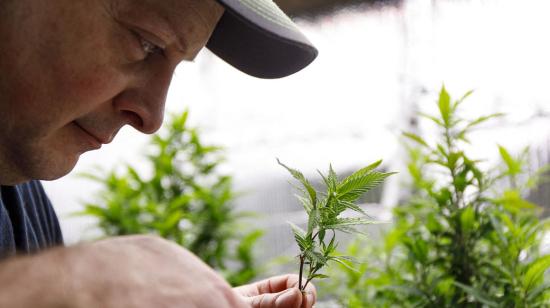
[234,274,317,308]
[63,235,249,308]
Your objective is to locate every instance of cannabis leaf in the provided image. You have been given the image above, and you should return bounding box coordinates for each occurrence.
[278,159,394,290]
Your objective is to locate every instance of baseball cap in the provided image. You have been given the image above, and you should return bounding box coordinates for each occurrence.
[207,0,318,79]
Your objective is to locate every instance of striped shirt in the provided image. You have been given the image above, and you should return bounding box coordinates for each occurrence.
[0,180,63,258]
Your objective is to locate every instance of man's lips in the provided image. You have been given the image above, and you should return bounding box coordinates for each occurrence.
[73,122,110,145]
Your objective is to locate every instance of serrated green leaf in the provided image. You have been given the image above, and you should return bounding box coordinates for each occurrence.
[523,254,550,292]
[325,217,378,229]
[385,228,405,254]
[305,249,326,265]
[498,145,521,176]
[331,255,359,273]
[332,255,359,264]
[464,113,504,131]
[311,273,330,279]
[296,195,313,214]
[438,86,451,127]
[337,171,395,203]
[77,171,106,183]
[161,211,183,230]
[336,200,367,215]
[325,232,337,253]
[489,214,508,247]
[73,205,107,217]
[327,164,338,192]
[527,281,550,302]
[318,229,326,243]
[288,221,306,237]
[454,282,498,307]
[278,159,317,209]
[403,132,429,148]
[330,224,358,234]
[419,112,444,127]
[307,208,320,235]
[337,160,383,192]
[436,144,447,159]
[288,222,309,251]
[453,89,474,110]
[496,190,539,214]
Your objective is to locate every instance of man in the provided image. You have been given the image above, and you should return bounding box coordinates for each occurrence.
[0,0,318,306]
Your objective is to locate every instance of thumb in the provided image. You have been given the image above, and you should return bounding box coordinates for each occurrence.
[244,288,303,308]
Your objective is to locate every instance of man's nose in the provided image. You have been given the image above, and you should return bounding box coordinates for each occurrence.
[113,65,174,134]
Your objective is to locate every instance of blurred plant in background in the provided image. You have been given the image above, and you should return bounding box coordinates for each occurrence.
[77,110,262,286]
[321,87,550,307]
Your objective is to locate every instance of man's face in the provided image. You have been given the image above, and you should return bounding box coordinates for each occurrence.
[0,0,224,184]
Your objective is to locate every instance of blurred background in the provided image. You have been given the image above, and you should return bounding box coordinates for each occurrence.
[43,0,550,304]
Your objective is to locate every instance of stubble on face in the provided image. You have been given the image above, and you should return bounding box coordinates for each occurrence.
[0,0,224,184]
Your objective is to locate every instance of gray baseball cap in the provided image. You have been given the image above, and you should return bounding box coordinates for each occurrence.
[207,0,318,79]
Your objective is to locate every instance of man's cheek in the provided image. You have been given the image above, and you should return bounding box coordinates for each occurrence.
[54,68,126,113]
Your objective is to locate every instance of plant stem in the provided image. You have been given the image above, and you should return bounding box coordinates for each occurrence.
[311,230,320,242]
[303,277,314,290]
[298,255,304,290]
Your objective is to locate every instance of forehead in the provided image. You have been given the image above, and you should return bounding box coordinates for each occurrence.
[109,0,224,58]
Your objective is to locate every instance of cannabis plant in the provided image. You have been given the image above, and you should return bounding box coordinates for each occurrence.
[321,86,550,307]
[78,110,262,286]
[278,159,394,291]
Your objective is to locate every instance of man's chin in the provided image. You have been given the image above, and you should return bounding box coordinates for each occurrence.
[32,155,80,182]
[6,144,82,184]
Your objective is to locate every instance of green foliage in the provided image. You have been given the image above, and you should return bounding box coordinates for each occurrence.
[77,110,262,286]
[321,86,550,307]
[278,159,394,291]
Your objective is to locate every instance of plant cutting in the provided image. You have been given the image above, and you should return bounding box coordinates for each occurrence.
[278,159,394,291]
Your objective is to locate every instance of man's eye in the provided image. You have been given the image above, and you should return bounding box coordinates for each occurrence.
[139,37,164,56]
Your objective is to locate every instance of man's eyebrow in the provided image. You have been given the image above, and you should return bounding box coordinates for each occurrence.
[160,15,198,61]
[155,0,223,61]
[148,14,183,52]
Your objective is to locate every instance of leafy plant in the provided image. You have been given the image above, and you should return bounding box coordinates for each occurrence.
[321,86,550,307]
[77,110,262,286]
[278,159,394,291]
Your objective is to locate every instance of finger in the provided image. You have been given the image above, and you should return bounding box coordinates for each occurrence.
[300,289,316,308]
[243,288,303,308]
[301,283,317,308]
[235,275,297,297]
[258,274,303,294]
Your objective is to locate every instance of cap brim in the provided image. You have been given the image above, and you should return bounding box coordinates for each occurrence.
[207,0,318,79]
